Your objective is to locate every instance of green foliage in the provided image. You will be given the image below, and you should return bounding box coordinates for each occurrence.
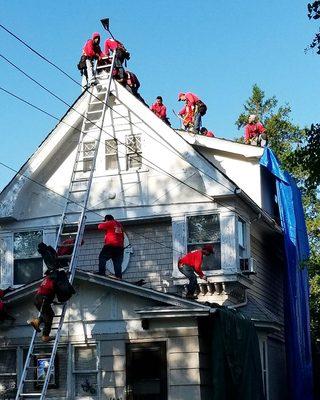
[236,84,320,339]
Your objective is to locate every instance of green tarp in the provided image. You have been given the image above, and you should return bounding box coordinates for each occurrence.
[211,308,265,400]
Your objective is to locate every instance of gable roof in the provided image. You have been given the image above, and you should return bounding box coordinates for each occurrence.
[3,270,212,312]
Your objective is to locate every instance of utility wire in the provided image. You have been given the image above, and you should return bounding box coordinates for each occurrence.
[0,23,235,195]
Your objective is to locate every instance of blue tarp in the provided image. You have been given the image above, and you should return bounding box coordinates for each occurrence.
[260,148,313,400]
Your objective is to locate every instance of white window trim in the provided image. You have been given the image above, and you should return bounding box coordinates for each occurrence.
[236,215,251,272]
[259,337,269,400]
[71,343,100,400]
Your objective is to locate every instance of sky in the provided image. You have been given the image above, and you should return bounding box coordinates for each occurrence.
[1,0,320,191]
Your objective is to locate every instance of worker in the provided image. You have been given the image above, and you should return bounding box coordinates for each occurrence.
[28,270,56,342]
[82,32,104,86]
[38,242,60,271]
[150,96,168,121]
[178,92,207,134]
[200,127,215,137]
[56,238,84,268]
[104,38,130,84]
[0,287,15,322]
[97,215,125,279]
[244,115,267,147]
[178,244,214,299]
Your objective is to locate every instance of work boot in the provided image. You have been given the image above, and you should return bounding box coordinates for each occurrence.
[42,335,55,343]
[27,318,41,333]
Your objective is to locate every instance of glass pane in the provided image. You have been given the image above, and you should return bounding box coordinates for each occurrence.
[0,376,16,398]
[83,142,95,157]
[105,155,118,170]
[126,135,141,153]
[0,350,16,373]
[187,243,221,270]
[128,154,142,169]
[238,219,245,248]
[74,347,97,371]
[13,231,43,259]
[83,159,93,172]
[105,139,117,155]
[188,214,220,244]
[14,259,43,285]
[75,373,97,397]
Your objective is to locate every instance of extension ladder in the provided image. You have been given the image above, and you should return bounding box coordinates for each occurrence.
[15,52,116,399]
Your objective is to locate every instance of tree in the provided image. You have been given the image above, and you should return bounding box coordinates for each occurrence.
[306,2,320,53]
[236,85,320,339]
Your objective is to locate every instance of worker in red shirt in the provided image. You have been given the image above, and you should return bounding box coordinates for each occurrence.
[150,96,167,120]
[178,92,206,133]
[178,244,214,299]
[97,215,125,279]
[244,115,267,147]
[200,127,215,137]
[104,38,130,84]
[82,32,104,86]
[28,271,56,342]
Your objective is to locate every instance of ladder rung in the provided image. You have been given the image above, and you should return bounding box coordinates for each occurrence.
[19,393,42,397]
[87,110,102,115]
[60,231,77,236]
[23,379,39,383]
[90,100,104,105]
[71,178,89,183]
[69,188,87,193]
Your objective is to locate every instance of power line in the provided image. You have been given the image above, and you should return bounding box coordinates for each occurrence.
[0,23,235,196]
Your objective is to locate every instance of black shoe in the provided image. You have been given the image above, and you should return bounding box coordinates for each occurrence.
[97,272,106,277]
[134,279,146,286]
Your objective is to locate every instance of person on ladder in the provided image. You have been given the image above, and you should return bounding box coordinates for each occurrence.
[104,37,130,85]
[28,270,56,342]
[82,32,104,87]
[97,214,124,280]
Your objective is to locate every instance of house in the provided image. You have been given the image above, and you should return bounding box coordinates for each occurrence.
[0,75,288,399]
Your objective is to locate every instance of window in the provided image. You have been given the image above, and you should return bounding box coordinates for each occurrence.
[73,345,98,398]
[0,349,17,399]
[238,218,247,258]
[83,142,95,172]
[105,139,118,170]
[126,134,142,169]
[259,339,269,399]
[13,231,43,285]
[187,214,221,270]
[126,342,167,400]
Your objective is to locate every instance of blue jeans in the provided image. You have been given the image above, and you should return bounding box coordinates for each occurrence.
[193,112,201,132]
[179,264,197,295]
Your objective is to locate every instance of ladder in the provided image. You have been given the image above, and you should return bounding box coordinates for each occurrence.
[15,52,117,400]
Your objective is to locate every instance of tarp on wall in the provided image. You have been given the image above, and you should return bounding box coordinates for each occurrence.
[260,147,313,400]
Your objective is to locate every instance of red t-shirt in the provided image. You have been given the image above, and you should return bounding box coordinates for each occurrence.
[0,301,4,312]
[244,122,265,141]
[150,103,167,119]
[37,276,55,297]
[98,220,124,247]
[178,250,204,278]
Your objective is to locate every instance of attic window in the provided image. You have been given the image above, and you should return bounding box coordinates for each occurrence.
[126,134,142,169]
[83,141,95,172]
[13,231,43,285]
[187,214,221,270]
[105,139,118,170]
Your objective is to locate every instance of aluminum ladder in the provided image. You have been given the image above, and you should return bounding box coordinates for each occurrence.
[15,52,116,400]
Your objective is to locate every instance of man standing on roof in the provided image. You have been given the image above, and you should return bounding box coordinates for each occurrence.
[97,215,124,279]
[178,244,214,299]
[28,270,56,342]
[82,32,104,86]
[244,115,267,147]
[178,92,207,134]
[104,38,130,84]
[150,96,167,121]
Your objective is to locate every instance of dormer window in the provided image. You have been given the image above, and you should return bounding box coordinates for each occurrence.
[187,214,221,270]
[238,217,247,258]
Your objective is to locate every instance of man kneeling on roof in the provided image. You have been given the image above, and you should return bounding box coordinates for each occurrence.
[178,92,207,134]
[178,244,214,299]
[244,114,267,147]
[97,215,124,280]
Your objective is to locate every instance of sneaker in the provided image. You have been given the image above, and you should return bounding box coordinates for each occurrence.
[42,335,55,343]
[107,274,121,280]
[27,318,41,333]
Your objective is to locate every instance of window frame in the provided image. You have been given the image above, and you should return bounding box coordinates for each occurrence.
[82,141,96,173]
[125,134,142,170]
[13,230,43,286]
[237,217,247,259]
[105,139,118,171]
[186,212,222,271]
[259,338,269,400]
[71,343,100,400]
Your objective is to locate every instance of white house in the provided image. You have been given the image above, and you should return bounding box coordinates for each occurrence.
[0,75,286,399]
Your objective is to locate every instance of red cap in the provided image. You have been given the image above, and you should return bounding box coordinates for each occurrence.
[178,92,185,101]
[202,244,214,254]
